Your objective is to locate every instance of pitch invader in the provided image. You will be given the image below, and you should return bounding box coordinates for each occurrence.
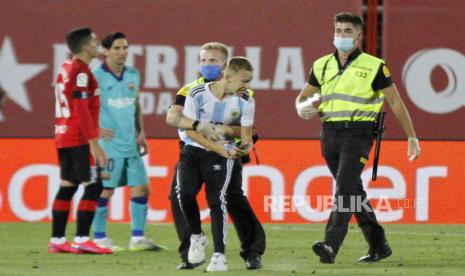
[91,32,165,252]
[177,57,256,272]
[49,27,111,254]
[166,43,265,270]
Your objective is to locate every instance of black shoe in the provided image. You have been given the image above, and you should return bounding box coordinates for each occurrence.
[358,241,392,263]
[177,261,204,270]
[245,255,262,270]
[312,241,335,264]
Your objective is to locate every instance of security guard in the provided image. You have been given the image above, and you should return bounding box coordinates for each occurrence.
[295,12,420,264]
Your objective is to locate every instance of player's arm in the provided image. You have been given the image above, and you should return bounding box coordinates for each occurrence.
[73,72,107,166]
[135,91,148,155]
[296,67,320,119]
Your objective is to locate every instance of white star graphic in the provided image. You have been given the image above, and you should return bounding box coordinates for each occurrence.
[0,37,47,115]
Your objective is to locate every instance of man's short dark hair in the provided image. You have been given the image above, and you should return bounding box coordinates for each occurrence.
[225,57,254,75]
[101,32,127,49]
[66,27,93,54]
[334,12,363,29]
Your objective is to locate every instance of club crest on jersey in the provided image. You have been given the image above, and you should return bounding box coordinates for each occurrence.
[230,108,239,118]
[128,82,135,91]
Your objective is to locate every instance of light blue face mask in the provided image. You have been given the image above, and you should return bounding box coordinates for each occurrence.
[199,64,222,80]
[333,37,355,52]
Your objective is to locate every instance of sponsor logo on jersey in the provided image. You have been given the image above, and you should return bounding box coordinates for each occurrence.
[108,97,135,108]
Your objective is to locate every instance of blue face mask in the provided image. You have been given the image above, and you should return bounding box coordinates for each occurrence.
[333,37,355,52]
[200,64,222,80]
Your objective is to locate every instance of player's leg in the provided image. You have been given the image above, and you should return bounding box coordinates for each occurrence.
[226,161,265,270]
[72,146,111,254]
[92,157,123,251]
[127,155,166,251]
[49,146,83,254]
[203,153,234,272]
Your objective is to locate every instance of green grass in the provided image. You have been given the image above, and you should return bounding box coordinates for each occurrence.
[1,223,465,275]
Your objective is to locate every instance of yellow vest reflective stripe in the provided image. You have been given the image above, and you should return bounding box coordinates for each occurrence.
[313,52,385,122]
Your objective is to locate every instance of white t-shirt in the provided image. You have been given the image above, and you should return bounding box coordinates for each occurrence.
[182,83,255,149]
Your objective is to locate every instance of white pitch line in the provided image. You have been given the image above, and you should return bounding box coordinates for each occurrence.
[266,225,465,237]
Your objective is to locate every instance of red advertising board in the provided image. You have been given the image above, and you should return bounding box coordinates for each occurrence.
[383,0,465,139]
[0,0,361,139]
[1,139,463,223]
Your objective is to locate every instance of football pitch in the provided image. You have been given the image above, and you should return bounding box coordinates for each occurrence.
[1,223,464,275]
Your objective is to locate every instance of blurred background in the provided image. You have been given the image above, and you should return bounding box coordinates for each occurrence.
[1,0,464,224]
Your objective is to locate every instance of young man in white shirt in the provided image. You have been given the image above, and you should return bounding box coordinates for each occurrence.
[176,57,255,272]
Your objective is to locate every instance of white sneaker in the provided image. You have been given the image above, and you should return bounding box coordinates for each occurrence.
[206,252,227,272]
[94,238,124,252]
[188,234,208,264]
[128,237,167,251]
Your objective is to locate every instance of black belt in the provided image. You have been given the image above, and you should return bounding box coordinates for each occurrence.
[322,121,374,129]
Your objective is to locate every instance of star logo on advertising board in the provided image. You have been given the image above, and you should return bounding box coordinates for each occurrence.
[0,37,47,121]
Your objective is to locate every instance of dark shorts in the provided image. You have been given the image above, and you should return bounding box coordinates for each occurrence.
[58,144,92,184]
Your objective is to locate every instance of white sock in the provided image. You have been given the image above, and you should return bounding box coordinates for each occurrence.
[50,237,66,244]
[131,236,144,242]
[74,236,89,243]
[191,234,202,240]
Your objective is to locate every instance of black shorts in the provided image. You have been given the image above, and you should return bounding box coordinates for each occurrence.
[58,144,92,184]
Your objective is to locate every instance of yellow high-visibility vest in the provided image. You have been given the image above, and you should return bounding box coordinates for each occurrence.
[313,52,385,122]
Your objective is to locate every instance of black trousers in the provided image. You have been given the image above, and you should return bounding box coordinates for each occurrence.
[170,146,265,260]
[321,125,386,254]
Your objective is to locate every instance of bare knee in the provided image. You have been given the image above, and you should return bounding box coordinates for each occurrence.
[131,185,150,197]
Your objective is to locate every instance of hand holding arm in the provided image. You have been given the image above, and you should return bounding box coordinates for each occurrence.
[99,128,115,141]
[185,130,238,159]
[89,138,108,167]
